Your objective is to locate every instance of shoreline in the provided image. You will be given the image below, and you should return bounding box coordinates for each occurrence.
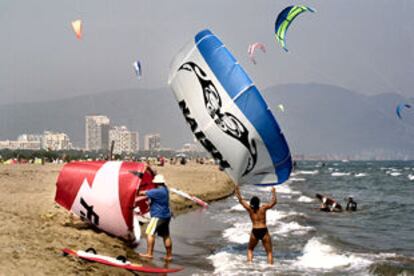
[0,162,234,275]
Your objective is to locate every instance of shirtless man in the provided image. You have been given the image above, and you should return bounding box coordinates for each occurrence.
[235,185,277,264]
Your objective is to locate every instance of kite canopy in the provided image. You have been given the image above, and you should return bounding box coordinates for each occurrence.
[274,5,315,51]
[71,19,82,39]
[133,61,142,79]
[396,103,412,119]
[55,161,155,238]
[168,29,292,186]
[248,42,266,64]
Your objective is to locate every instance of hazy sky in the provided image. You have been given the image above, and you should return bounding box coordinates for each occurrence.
[0,0,413,104]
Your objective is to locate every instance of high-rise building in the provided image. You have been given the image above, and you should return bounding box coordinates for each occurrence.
[42,131,72,150]
[109,126,139,154]
[85,115,110,151]
[144,133,161,151]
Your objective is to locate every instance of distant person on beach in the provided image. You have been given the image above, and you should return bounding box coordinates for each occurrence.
[235,185,277,265]
[138,174,173,261]
[346,196,357,211]
[316,193,343,212]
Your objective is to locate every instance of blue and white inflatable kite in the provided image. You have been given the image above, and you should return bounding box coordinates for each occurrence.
[168,29,292,186]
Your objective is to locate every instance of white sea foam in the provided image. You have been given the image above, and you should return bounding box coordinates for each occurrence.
[289,177,306,182]
[294,238,372,270]
[387,171,401,176]
[408,174,414,181]
[296,170,319,175]
[223,223,250,244]
[208,251,275,276]
[266,210,303,225]
[275,221,313,236]
[354,173,367,177]
[331,172,351,176]
[297,195,314,202]
[230,204,245,212]
[258,184,300,195]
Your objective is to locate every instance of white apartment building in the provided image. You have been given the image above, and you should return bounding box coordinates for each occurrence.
[42,131,72,151]
[181,143,202,152]
[144,133,161,151]
[0,140,41,150]
[85,115,110,151]
[17,134,42,143]
[109,126,139,154]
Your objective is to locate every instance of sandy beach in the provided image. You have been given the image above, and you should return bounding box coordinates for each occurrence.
[0,162,233,275]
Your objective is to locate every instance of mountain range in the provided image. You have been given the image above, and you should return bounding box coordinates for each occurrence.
[1,83,413,159]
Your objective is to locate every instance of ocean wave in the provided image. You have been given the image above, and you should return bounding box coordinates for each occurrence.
[354,173,367,177]
[266,210,304,225]
[296,170,319,175]
[289,177,306,182]
[229,204,245,212]
[258,185,301,195]
[294,237,372,270]
[208,251,275,276]
[386,171,401,176]
[223,223,250,244]
[408,174,414,181]
[275,221,314,237]
[331,172,351,176]
[297,196,314,203]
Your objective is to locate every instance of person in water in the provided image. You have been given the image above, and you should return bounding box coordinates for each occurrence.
[235,185,277,264]
[316,193,343,212]
[346,196,357,211]
[138,174,173,261]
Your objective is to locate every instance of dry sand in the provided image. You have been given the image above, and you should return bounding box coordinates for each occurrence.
[0,162,233,275]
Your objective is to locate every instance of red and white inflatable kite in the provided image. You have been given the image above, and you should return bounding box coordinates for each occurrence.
[55,161,155,238]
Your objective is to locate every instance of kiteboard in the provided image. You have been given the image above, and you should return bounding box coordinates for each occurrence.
[62,248,183,273]
[315,193,342,212]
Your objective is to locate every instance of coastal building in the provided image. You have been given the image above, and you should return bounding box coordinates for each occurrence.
[109,126,139,154]
[0,140,41,150]
[17,134,43,143]
[181,143,202,152]
[144,133,161,151]
[85,115,110,151]
[42,131,72,151]
[0,134,42,150]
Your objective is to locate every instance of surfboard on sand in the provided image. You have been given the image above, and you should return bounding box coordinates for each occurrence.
[62,248,183,273]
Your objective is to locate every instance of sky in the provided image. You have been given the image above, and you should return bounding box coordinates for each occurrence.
[0,0,413,104]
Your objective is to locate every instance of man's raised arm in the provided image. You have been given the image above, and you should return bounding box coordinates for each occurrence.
[235,185,251,211]
[264,187,277,209]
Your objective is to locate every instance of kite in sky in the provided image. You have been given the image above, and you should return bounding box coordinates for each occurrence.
[248,43,266,64]
[275,5,315,51]
[71,19,82,39]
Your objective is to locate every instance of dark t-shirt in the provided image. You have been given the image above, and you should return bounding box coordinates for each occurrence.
[146,186,171,219]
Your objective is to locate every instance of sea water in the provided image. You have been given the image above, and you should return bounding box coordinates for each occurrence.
[161,161,414,275]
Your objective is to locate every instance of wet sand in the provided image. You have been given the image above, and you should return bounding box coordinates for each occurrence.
[0,162,233,275]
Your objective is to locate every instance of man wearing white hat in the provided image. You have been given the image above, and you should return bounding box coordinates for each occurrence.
[138,174,173,261]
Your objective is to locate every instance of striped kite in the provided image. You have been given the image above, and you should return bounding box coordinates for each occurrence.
[275,5,315,52]
[396,103,412,119]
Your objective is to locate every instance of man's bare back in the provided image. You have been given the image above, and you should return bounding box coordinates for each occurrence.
[234,185,277,264]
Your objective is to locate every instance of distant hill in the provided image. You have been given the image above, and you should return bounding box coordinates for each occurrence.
[0,88,193,150]
[1,83,413,158]
[262,84,414,158]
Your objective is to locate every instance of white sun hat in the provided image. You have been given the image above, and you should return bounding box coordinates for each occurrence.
[153,174,166,184]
